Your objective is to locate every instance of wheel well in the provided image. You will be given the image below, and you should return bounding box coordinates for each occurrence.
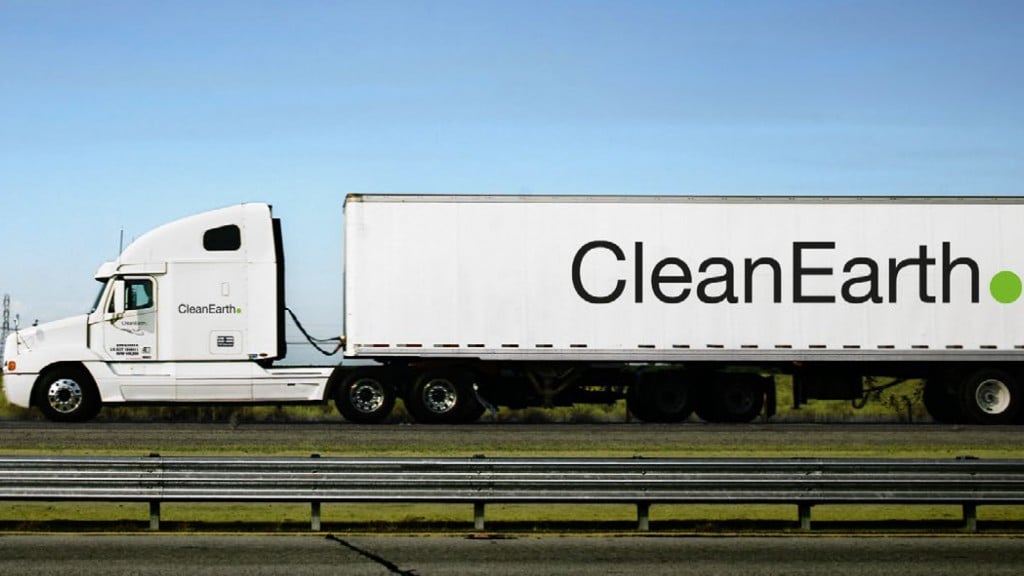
[324,367,348,399]
[31,362,96,407]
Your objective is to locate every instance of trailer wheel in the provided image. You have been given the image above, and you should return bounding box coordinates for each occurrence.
[922,379,964,424]
[35,367,101,423]
[334,370,396,424]
[406,371,481,424]
[959,370,1021,425]
[695,375,765,423]
[627,375,693,423]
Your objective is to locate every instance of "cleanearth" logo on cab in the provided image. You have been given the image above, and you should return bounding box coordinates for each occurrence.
[572,241,1023,305]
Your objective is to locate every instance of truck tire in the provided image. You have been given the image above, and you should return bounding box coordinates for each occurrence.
[922,379,964,424]
[405,371,481,424]
[695,375,765,423]
[627,375,693,423]
[334,369,396,424]
[959,369,1021,425]
[35,367,101,423]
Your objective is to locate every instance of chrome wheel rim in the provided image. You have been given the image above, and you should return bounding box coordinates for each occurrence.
[48,378,84,414]
[975,379,1012,415]
[348,379,386,414]
[421,379,458,414]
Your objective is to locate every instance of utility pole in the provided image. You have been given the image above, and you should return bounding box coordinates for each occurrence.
[1,294,9,359]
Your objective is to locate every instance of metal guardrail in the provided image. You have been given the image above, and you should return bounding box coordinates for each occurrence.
[1,455,1023,531]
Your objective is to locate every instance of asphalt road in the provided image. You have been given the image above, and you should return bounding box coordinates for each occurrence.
[0,420,1021,458]
[1,535,1023,576]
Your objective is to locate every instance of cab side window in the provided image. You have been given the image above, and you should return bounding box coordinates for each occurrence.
[106,279,154,313]
[126,279,154,311]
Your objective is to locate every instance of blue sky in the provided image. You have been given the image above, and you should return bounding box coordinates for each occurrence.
[2,0,1023,361]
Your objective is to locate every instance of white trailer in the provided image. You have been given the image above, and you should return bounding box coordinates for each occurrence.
[5,195,1024,424]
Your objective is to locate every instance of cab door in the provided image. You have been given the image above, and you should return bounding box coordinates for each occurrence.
[89,276,172,401]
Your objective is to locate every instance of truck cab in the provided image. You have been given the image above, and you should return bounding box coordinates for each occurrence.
[88,203,283,367]
[3,203,331,421]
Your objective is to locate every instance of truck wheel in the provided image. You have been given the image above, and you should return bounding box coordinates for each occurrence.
[959,370,1021,425]
[406,371,480,424]
[35,368,101,423]
[334,370,396,424]
[922,379,963,424]
[627,375,693,423]
[695,376,765,423]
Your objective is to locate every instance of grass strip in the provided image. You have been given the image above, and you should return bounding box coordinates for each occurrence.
[2,502,1024,534]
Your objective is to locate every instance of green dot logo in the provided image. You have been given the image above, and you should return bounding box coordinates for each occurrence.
[990,271,1022,304]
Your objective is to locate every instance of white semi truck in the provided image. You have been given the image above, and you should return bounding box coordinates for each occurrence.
[4,195,1024,425]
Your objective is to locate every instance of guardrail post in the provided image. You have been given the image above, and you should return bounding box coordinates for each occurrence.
[963,504,977,532]
[147,452,161,531]
[474,502,485,531]
[798,504,812,531]
[310,453,322,531]
[311,502,322,532]
[637,503,650,531]
[149,501,160,531]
